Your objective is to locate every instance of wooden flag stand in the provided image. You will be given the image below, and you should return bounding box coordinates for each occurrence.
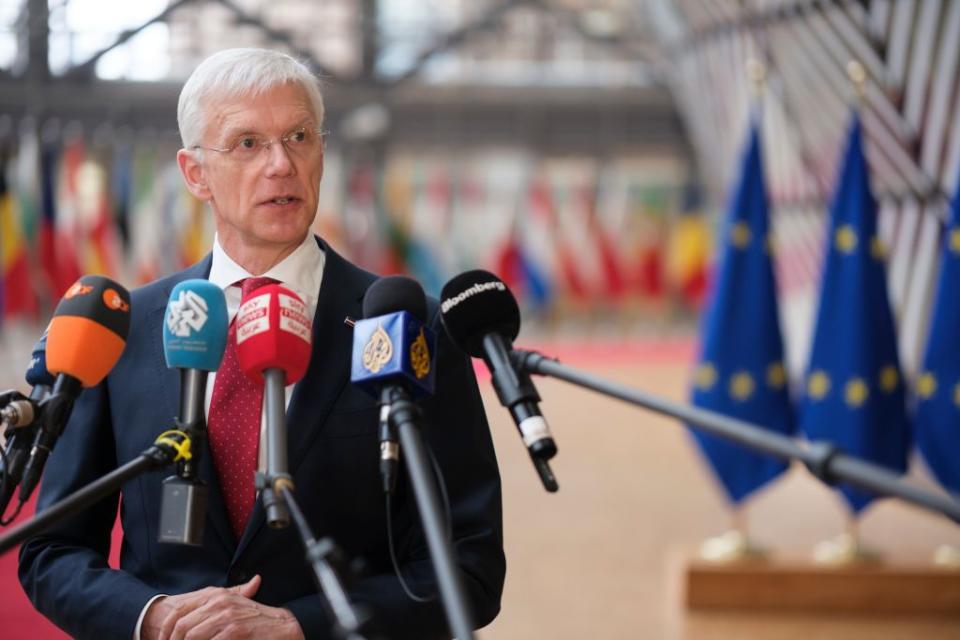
[683,552,960,616]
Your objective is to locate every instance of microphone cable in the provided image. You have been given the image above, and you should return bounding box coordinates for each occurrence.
[384,441,453,604]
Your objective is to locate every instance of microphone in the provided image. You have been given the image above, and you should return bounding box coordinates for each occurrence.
[18,276,131,505]
[439,270,559,492]
[235,283,312,529]
[0,335,56,520]
[158,279,228,545]
[350,275,437,494]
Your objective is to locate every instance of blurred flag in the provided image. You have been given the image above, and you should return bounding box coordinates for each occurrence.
[689,118,793,504]
[1,148,39,318]
[666,184,710,309]
[914,168,960,497]
[798,114,910,514]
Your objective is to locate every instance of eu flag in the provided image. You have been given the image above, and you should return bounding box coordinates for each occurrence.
[915,167,960,497]
[689,118,793,505]
[799,114,910,514]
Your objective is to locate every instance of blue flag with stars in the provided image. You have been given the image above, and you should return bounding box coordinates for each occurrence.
[799,114,910,514]
[915,167,960,497]
[689,118,793,505]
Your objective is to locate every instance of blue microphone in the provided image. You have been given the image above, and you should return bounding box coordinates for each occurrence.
[0,333,56,520]
[26,332,57,393]
[351,276,436,493]
[159,279,227,545]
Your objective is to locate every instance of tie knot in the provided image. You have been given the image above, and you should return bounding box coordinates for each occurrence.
[240,276,278,298]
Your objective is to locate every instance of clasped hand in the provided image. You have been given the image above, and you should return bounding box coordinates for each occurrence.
[142,574,304,640]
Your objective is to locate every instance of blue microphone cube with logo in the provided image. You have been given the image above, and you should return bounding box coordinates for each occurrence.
[351,311,436,398]
[163,280,229,372]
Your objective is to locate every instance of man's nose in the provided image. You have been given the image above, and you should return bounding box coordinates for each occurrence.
[263,141,295,176]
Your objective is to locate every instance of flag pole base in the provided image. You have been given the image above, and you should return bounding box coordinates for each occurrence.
[698,529,767,563]
[933,544,960,569]
[811,518,880,566]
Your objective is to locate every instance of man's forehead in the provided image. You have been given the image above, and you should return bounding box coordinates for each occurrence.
[206,84,316,132]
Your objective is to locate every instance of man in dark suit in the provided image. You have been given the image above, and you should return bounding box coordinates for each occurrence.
[19,48,505,640]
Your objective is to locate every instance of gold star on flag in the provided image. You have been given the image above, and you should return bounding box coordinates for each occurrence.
[766,362,786,389]
[870,236,887,261]
[693,363,717,391]
[916,372,937,399]
[954,383,960,409]
[729,371,755,401]
[835,225,858,254]
[731,222,752,249]
[807,370,830,400]
[878,365,899,392]
[950,229,960,255]
[844,378,869,408]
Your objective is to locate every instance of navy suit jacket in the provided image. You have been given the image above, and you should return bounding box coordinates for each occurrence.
[19,237,505,639]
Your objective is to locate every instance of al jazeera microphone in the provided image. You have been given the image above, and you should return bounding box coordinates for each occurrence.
[18,276,131,505]
[235,283,312,529]
[159,279,228,545]
[351,275,437,494]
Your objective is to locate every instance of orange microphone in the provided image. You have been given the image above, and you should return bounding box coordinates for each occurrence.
[18,275,131,504]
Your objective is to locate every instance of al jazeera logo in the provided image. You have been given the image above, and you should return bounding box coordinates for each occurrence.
[362,324,394,374]
[410,328,430,379]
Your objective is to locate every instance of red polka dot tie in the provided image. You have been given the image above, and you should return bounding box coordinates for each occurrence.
[208,276,277,540]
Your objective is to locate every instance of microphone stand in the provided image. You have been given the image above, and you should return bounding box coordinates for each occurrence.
[257,368,292,529]
[0,430,193,556]
[387,386,476,640]
[512,350,960,523]
[280,486,371,640]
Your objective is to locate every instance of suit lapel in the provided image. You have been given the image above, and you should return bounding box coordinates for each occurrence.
[153,254,238,555]
[234,239,367,559]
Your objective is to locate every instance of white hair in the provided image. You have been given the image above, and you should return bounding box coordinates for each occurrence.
[177,48,325,149]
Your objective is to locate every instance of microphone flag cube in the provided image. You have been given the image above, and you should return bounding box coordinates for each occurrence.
[163,280,229,372]
[351,311,436,398]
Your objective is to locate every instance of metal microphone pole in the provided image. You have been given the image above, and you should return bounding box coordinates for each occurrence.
[0,432,192,556]
[512,349,960,523]
[388,386,476,640]
[281,486,370,640]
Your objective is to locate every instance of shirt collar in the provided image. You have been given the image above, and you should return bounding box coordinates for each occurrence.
[209,233,325,315]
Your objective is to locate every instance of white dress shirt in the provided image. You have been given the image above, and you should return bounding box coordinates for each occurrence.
[134,233,325,640]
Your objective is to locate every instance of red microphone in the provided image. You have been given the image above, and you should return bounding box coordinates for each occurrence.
[235,283,312,528]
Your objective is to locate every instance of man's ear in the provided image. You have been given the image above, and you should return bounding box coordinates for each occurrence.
[177,148,211,200]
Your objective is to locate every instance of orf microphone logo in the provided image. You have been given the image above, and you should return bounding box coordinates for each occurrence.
[166,290,210,337]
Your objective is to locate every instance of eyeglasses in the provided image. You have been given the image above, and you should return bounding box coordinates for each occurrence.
[193,126,326,163]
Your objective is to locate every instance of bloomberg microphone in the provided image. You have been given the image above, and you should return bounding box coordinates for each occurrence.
[440,270,558,492]
[351,275,436,494]
[236,282,312,529]
[159,279,228,545]
[0,335,56,519]
[18,276,131,505]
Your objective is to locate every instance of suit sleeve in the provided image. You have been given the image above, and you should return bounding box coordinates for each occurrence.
[284,306,506,640]
[18,380,162,640]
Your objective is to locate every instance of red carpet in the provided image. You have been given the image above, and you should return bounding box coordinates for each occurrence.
[0,494,122,639]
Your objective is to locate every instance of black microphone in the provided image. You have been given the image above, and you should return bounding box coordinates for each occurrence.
[158,280,227,545]
[0,335,56,520]
[350,276,436,494]
[18,276,131,505]
[440,270,559,492]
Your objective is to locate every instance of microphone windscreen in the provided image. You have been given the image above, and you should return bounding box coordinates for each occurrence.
[353,277,435,397]
[362,275,428,321]
[163,279,229,372]
[26,331,56,387]
[236,284,312,384]
[47,275,131,387]
[440,270,520,358]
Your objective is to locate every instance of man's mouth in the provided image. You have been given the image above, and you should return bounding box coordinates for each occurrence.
[265,196,298,205]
